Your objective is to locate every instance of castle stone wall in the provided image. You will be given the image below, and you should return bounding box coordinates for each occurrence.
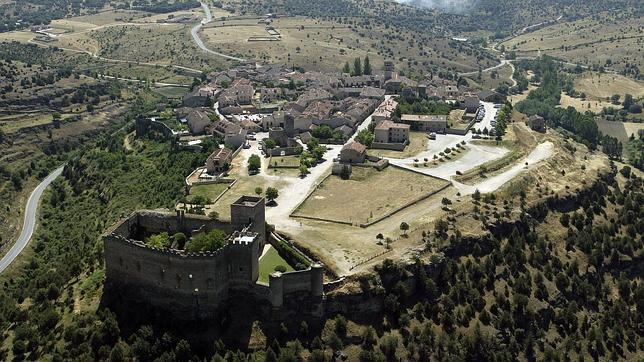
[103,196,325,321]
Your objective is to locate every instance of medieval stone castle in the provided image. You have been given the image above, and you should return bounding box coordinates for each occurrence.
[103,196,324,320]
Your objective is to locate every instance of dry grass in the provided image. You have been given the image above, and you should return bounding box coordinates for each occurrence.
[202,17,376,72]
[573,72,644,100]
[501,14,644,72]
[294,166,449,224]
[558,93,614,114]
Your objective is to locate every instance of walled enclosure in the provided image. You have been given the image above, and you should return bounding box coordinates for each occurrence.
[103,196,324,321]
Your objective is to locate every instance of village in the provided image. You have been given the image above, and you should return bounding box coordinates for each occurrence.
[132,59,550,277]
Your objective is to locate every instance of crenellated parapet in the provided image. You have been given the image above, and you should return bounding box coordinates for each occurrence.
[103,196,325,321]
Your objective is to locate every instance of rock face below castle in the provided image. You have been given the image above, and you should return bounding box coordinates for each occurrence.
[102,196,324,321]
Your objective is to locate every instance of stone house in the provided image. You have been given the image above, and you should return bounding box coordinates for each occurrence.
[218,84,255,107]
[401,114,448,133]
[183,85,219,107]
[372,97,398,123]
[206,147,233,173]
[528,115,547,133]
[212,119,247,149]
[460,95,480,113]
[374,120,410,144]
[186,110,212,134]
[260,87,284,103]
[340,141,367,164]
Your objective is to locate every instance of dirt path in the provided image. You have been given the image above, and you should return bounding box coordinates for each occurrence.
[191,2,247,62]
[454,141,554,195]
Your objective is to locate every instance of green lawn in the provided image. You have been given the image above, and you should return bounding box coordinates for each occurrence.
[258,246,294,283]
[188,183,231,202]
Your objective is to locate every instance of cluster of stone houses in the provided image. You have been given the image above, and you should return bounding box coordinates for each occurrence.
[173,61,505,176]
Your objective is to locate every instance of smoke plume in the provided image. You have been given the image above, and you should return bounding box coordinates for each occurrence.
[394,0,478,13]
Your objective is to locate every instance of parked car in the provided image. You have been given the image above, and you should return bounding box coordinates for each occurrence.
[494,104,502,108]
[428,132,437,140]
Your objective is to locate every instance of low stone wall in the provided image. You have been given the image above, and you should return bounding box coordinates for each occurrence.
[370,140,408,151]
[268,231,313,268]
[264,146,302,157]
[290,214,353,226]
[359,182,452,228]
[445,119,476,136]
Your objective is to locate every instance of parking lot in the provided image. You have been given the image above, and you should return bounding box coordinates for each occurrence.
[472,101,499,133]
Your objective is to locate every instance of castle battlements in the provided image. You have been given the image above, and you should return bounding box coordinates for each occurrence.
[103,196,325,321]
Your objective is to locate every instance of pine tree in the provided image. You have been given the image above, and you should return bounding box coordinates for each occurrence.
[363,56,372,75]
[353,57,362,76]
[343,61,351,74]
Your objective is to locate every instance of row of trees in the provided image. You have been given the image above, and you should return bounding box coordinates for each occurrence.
[342,56,372,76]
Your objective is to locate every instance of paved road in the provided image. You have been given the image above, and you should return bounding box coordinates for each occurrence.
[191,2,247,62]
[0,165,65,274]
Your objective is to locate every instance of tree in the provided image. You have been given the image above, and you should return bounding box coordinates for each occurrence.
[174,339,191,362]
[602,135,622,160]
[400,222,409,236]
[299,164,308,177]
[266,187,279,203]
[254,186,263,196]
[376,233,384,243]
[248,154,261,173]
[355,129,374,147]
[622,94,634,109]
[610,94,621,105]
[353,57,362,76]
[472,189,481,201]
[264,138,277,149]
[343,61,351,74]
[363,56,372,75]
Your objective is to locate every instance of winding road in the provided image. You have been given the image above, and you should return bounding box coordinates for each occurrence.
[191,2,247,62]
[0,165,65,274]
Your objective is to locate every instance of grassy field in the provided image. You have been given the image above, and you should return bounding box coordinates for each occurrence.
[258,246,294,283]
[596,119,643,146]
[268,156,301,168]
[188,183,231,202]
[368,132,428,159]
[464,63,514,90]
[202,17,377,72]
[153,86,191,98]
[294,166,449,224]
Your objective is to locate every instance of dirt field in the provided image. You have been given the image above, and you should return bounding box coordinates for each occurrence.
[294,167,449,225]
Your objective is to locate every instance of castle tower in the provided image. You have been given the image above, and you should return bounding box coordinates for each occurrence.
[269,272,284,308]
[384,60,394,81]
[284,112,295,137]
[310,263,324,298]
[231,196,266,248]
